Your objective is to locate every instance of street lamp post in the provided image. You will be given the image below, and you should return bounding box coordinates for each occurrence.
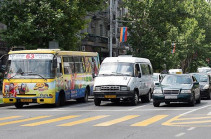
[109,0,113,57]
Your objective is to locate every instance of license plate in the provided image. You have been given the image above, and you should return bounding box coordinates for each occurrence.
[105,95,116,98]
[20,99,32,102]
[165,96,177,99]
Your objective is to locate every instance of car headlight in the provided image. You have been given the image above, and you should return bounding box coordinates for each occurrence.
[203,84,209,89]
[120,86,130,91]
[181,90,191,93]
[94,86,101,91]
[153,90,162,94]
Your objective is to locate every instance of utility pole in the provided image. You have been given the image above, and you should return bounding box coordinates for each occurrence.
[109,0,113,57]
[115,0,118,56]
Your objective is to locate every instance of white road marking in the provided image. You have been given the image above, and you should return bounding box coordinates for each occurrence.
[128,104,150,110]
[207,112,211,115]
[179,105,211,116]
[0,109,194,112]
[187,127,196,131]
[175,132,185,137]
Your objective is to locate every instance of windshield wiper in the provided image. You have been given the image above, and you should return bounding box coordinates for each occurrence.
[20,72,46,80]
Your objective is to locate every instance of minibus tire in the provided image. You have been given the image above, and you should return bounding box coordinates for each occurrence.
[15,103,23,109]
[60,93,65,106]
[141,90,151,103]
[94,98,101,106]
[54,94,61,107]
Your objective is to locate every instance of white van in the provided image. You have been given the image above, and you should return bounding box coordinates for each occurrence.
[168,69,183,74]
[93,56,154,106]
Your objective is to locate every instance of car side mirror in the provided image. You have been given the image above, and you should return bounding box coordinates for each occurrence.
[138,73,142,78]
[194,82,199,85]
[155,82,160,86]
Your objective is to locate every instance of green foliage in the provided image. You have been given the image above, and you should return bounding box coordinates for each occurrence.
[0,0,105,50]
[123,0,211,72]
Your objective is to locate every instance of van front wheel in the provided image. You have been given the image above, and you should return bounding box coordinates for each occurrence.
[94,98,101,106]
[131,92,139,106]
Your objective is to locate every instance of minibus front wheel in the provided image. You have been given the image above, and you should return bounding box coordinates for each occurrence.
[15,102,23,109]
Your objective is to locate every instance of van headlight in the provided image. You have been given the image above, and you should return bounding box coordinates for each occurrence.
[94,86,101,91]
[203,84,209,89]
[120,86,130,91]
[181,90,191,93]
[153,89,162,94]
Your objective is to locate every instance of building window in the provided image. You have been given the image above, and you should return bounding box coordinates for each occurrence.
[100,24,103,36]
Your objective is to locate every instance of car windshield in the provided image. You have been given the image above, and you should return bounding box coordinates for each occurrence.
[4,56,56,79]
[161,75,192,85]
[99,62,134,76]
[193,74,208,82]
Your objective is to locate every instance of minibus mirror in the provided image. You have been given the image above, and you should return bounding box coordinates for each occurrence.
[53,57,57,68]
[0,60,2,70]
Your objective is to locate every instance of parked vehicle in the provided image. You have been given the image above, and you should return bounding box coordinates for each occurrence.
[93,56,154,106]
[1,49,100,108]
[152,74,201,107]
[168,69,183,74]
[191,73,211,99]
[153,73,162,86]
[197,67,211,73]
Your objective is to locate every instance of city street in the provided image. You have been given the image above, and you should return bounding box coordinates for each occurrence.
[1,99,211,139]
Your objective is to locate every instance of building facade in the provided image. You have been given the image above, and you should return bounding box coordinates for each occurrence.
[81,0,129,62]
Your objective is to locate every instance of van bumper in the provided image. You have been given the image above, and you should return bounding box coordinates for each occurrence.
[94,91,134,99]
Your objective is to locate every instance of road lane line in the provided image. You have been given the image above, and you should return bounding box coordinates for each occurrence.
[94,115,139,126]
[0,116,22,121]
[171,119,211,125]
[0,109,194,112]
[0,116,51,126]
[128,104,150,111]
[58,115,109,126]
[177,116,211,121]
[175,132,185,137]
[187,127,196,131]
[163,105,211,126]
[21,115,79,126]
[131,115,168,126]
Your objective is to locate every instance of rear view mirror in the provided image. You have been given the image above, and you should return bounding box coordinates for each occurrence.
[155,82,160,86]
[53,57,57,68]
[138,73,142,78]
[194,82,199,85]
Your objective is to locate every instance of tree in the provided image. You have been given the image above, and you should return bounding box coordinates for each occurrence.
[123,0,211,72]
[0,0,105,50]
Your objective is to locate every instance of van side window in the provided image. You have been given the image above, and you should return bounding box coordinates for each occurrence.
[148,65,152,75]
[135,64,140,77]
[141,64,150,75]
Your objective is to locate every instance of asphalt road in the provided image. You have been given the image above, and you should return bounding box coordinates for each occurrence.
[1,99,211,139]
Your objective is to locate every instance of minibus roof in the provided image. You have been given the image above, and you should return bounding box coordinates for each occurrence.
[8,49,98,56]
[102,57,151,64]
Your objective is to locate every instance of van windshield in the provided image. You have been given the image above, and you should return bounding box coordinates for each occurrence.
[99,62,134,76]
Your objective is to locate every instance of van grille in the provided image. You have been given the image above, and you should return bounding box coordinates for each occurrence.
[101,86,120,91]
[163,90,180,95]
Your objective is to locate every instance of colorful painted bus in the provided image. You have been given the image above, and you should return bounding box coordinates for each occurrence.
[1,49,100,108]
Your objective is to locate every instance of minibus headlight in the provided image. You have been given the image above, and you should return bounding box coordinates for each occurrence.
[121,86,130,91]
[181,90,191,93]
[44,94,48,98]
